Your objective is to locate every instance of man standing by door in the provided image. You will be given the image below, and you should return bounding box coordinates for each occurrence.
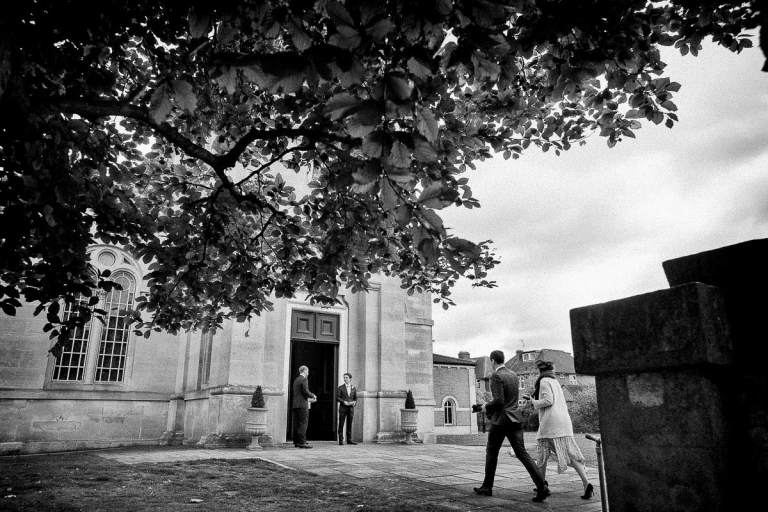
[292,365,316,449]
[336,372,357,445]
[473,350,549,502]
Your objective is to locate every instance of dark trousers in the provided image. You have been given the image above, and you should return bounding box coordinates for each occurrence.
[292,408,309,446]
[482,421,545,490]
[338,408,354,441]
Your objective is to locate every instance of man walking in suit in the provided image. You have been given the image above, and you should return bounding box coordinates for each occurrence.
[474,350,549,502]
[291,365,316,449]
[336,372,357,445]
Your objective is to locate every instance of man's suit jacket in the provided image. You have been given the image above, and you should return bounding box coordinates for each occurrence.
[484,366,523,425]
[337,384,357,412]
[292,375,316,409]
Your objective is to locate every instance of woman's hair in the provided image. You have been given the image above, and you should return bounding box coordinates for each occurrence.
[536,360,554,372]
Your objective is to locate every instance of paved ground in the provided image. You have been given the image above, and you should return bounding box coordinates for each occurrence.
[95,434,604,511]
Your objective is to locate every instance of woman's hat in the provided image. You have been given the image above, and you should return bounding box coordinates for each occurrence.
[535,359,554,370]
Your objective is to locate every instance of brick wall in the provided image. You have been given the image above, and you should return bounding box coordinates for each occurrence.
[433,365,474,431]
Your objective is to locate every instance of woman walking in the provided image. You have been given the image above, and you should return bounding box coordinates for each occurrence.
[522,359,593,502]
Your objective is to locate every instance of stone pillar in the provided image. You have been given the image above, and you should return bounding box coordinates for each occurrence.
[194,315,284,448]
[161,331,192,445]
[570,239,768,512]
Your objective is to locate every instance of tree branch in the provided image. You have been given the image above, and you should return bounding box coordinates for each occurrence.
[50,99,358,173]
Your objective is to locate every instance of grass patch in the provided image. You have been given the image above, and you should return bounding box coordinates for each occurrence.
[1,453,459,511]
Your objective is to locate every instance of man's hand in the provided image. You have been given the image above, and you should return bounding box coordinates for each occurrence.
[481,404,487,413]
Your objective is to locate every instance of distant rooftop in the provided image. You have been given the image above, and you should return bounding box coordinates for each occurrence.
[506,348,576,374]
[433,353,477,366]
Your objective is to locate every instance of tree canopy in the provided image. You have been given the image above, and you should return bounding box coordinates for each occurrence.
[0,0,764,354]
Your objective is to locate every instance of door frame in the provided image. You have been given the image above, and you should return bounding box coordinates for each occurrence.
[282,299,348,443]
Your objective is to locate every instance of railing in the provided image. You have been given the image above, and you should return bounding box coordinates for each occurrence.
[585,434,609,512]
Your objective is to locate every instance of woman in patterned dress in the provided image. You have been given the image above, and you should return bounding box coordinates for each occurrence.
[523,359,594,500]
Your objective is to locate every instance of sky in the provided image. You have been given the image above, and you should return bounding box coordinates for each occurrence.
[431,41,768,361]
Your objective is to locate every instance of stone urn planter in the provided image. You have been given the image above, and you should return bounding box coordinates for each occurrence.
[400,389,418,444]
[246,385,268,450]
[245,407,268,450]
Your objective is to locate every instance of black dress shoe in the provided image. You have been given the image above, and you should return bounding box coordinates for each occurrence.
[339,440,344,445]
[532,486,550,502]
[298,444,313,449]
[347,441,357,445]
[581,483,594,500]
[473,486,492,496]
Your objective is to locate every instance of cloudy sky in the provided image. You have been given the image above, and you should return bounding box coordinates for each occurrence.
[431,41,768,361]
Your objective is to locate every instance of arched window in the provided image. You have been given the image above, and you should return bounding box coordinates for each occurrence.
[94,271,136,382]
[443,398,456,426]
[52,250,138,384]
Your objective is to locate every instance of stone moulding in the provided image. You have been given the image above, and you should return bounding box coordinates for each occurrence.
[357,390,407,399]
[207,385,283,396]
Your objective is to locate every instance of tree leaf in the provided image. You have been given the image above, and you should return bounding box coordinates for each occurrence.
[380,178,398,211]
[171,80,198,114]
[386,76,412,102]
[149,86,173,124]
[353,163,380,185]
[415,106,439,143]
[421,209,445,235]
[413,136,438,163]
[388,141,411,168]
[325,93,360,121]
[367,19,394,41]
[188,10,210,39]
[214,66,238,95]
[326,1,355,27]
[357,99,384,126]
[407,56,432,80]
[362,131,385,158]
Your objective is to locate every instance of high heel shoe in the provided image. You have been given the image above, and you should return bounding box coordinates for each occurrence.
[581,483,594,499]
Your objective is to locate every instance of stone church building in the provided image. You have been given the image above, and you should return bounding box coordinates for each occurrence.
[0,245,437,454]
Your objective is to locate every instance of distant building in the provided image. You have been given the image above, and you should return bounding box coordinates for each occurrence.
[432,352,478,435]
[506,348,596,402]
[472,354,494,394]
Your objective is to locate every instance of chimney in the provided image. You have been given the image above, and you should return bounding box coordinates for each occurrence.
[458,351,470,360]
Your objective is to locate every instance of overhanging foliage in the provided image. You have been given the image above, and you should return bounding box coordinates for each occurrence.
[0,1,764,355]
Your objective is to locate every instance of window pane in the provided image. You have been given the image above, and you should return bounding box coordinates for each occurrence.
[52,296,91,381]
[443,400,454,425]
[95,272,135,383]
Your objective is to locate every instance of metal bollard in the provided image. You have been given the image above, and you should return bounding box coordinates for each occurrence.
[585,434,609,512]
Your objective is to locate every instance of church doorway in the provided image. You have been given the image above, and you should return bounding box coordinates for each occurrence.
[287,310,339,442]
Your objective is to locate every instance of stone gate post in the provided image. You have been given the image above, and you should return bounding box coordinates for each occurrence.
[570,239,768,512]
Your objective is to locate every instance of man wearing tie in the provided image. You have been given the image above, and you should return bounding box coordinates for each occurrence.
[336,373,357,445]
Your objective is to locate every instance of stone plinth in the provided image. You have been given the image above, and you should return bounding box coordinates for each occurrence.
[571,239,768,512]
[571,282,733,374]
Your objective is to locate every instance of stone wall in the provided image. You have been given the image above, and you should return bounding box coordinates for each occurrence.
[571,238,768,512]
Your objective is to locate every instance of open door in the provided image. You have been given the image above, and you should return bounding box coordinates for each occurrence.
[287,311,339,442]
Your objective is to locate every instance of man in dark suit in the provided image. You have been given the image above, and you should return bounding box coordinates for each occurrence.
[336,372,358,445]
[474,350,549,502]
[291,365,316,449]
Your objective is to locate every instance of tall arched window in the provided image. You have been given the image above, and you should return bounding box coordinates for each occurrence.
[52,256,138,384]
[94,271,136,382]
[443,398,456,426]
